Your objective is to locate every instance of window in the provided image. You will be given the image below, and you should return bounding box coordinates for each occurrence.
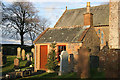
[101,31,104,38]
[101,39,104,44]
[57,45,66,61]
[98,29,100,34]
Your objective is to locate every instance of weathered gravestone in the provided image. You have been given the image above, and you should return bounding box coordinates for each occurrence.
[17,47,21,58]
[77,47,90,78]
[26,54,30,61]
[58,51,69,76]
[14,58,19,68]
[30,57,33,61]
[69,54,74,72]
[90,56,99,69]
[0,47,3,66]
[22,49,25,60]
[31,48,34,56]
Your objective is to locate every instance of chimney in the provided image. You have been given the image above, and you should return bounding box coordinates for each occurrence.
[109,0,120,49]
[84,2,93,26]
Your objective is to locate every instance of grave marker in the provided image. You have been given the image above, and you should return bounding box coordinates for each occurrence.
[22,49,25,60]
[17,47,21,58]
[26,54,30,61]
[14,58,19,68]
[58,51,69,76]
[69,54,74,72]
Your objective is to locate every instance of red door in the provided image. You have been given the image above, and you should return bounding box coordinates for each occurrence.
[40,45,48,69]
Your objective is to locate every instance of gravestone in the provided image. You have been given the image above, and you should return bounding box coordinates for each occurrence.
[0,47,3,66]
[31,48,34,60]
[90,56,99,69]
[30,57,33,61]
[69,54,74,72]
[26,54,30,61]
[77,47,90,78]
[22,49,25,60]
[58,51,69,76]
[17,47,21,58]
[14,58,19,68]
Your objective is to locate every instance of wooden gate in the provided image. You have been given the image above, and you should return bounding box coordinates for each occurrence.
[40,45,48,69]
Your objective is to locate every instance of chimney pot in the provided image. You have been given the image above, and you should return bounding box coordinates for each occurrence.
[87,2,90,13]
[87,2,90,7]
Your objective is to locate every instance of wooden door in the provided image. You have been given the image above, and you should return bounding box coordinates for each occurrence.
[40,45,48,69]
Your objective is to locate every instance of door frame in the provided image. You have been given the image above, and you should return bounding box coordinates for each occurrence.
[40,45,48,70]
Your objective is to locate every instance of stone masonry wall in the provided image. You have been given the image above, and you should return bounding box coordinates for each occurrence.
[34,43,82,71]
[109,1,120,49]
[82,27,100,55]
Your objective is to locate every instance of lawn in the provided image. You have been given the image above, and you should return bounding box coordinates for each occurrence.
[19,70,105,80]
[1,56,28,76]
[19,69,105,79]
[18,72,78,80]
[1,56,105,79]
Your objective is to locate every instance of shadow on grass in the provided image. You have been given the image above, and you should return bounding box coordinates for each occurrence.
[90,68,105,78]
[19,72,79,80]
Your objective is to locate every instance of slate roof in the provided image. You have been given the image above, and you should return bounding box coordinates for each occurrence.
[35,26,90,43]
[55,4,109,27]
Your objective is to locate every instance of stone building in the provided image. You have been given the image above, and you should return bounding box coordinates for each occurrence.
[34,0,120,71]
[33,2,102,71]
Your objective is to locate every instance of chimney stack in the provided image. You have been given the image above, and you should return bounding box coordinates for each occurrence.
[84,2,93,26]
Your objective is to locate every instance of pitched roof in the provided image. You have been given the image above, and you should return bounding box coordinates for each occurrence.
[35,25,90,44]
[54,4,109,27]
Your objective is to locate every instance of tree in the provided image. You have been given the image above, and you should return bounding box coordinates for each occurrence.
[28,17,50,44]
[46,42,58,71]
[2,2,50,46]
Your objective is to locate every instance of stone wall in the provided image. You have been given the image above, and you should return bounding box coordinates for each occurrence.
[98,48,120,78]
[109,1,120,49]
[82,27,100,55]
[34,43,82,71]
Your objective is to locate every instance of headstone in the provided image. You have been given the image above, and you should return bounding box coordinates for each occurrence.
[58,51,69,76]
[26,54,30,61]
[69,54,74,72]
[31,48,34,54]
[77,47,90,78]
[22,49,25,60]
[30,57,33,61]
[0,47,3,66]
[14,58,19,68]
[31,48,34,59]
[17,47,21,58]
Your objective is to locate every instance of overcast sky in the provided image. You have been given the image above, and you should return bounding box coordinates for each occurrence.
[1,0,109,45]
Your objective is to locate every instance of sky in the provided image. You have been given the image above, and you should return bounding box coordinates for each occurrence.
[2,0,109,27]
[0,0,109,45]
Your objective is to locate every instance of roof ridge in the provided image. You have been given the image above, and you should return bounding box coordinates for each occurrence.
[67,4,109,11]
[54,8,67,28]
[51,25,84,29]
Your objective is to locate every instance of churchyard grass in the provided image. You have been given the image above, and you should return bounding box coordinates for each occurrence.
[19,70,105,79]
[18,72,78,79]
[1,56,105,79]
[1,56,28,76]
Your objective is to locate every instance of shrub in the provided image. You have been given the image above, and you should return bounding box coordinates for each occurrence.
[46,42,58,71]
